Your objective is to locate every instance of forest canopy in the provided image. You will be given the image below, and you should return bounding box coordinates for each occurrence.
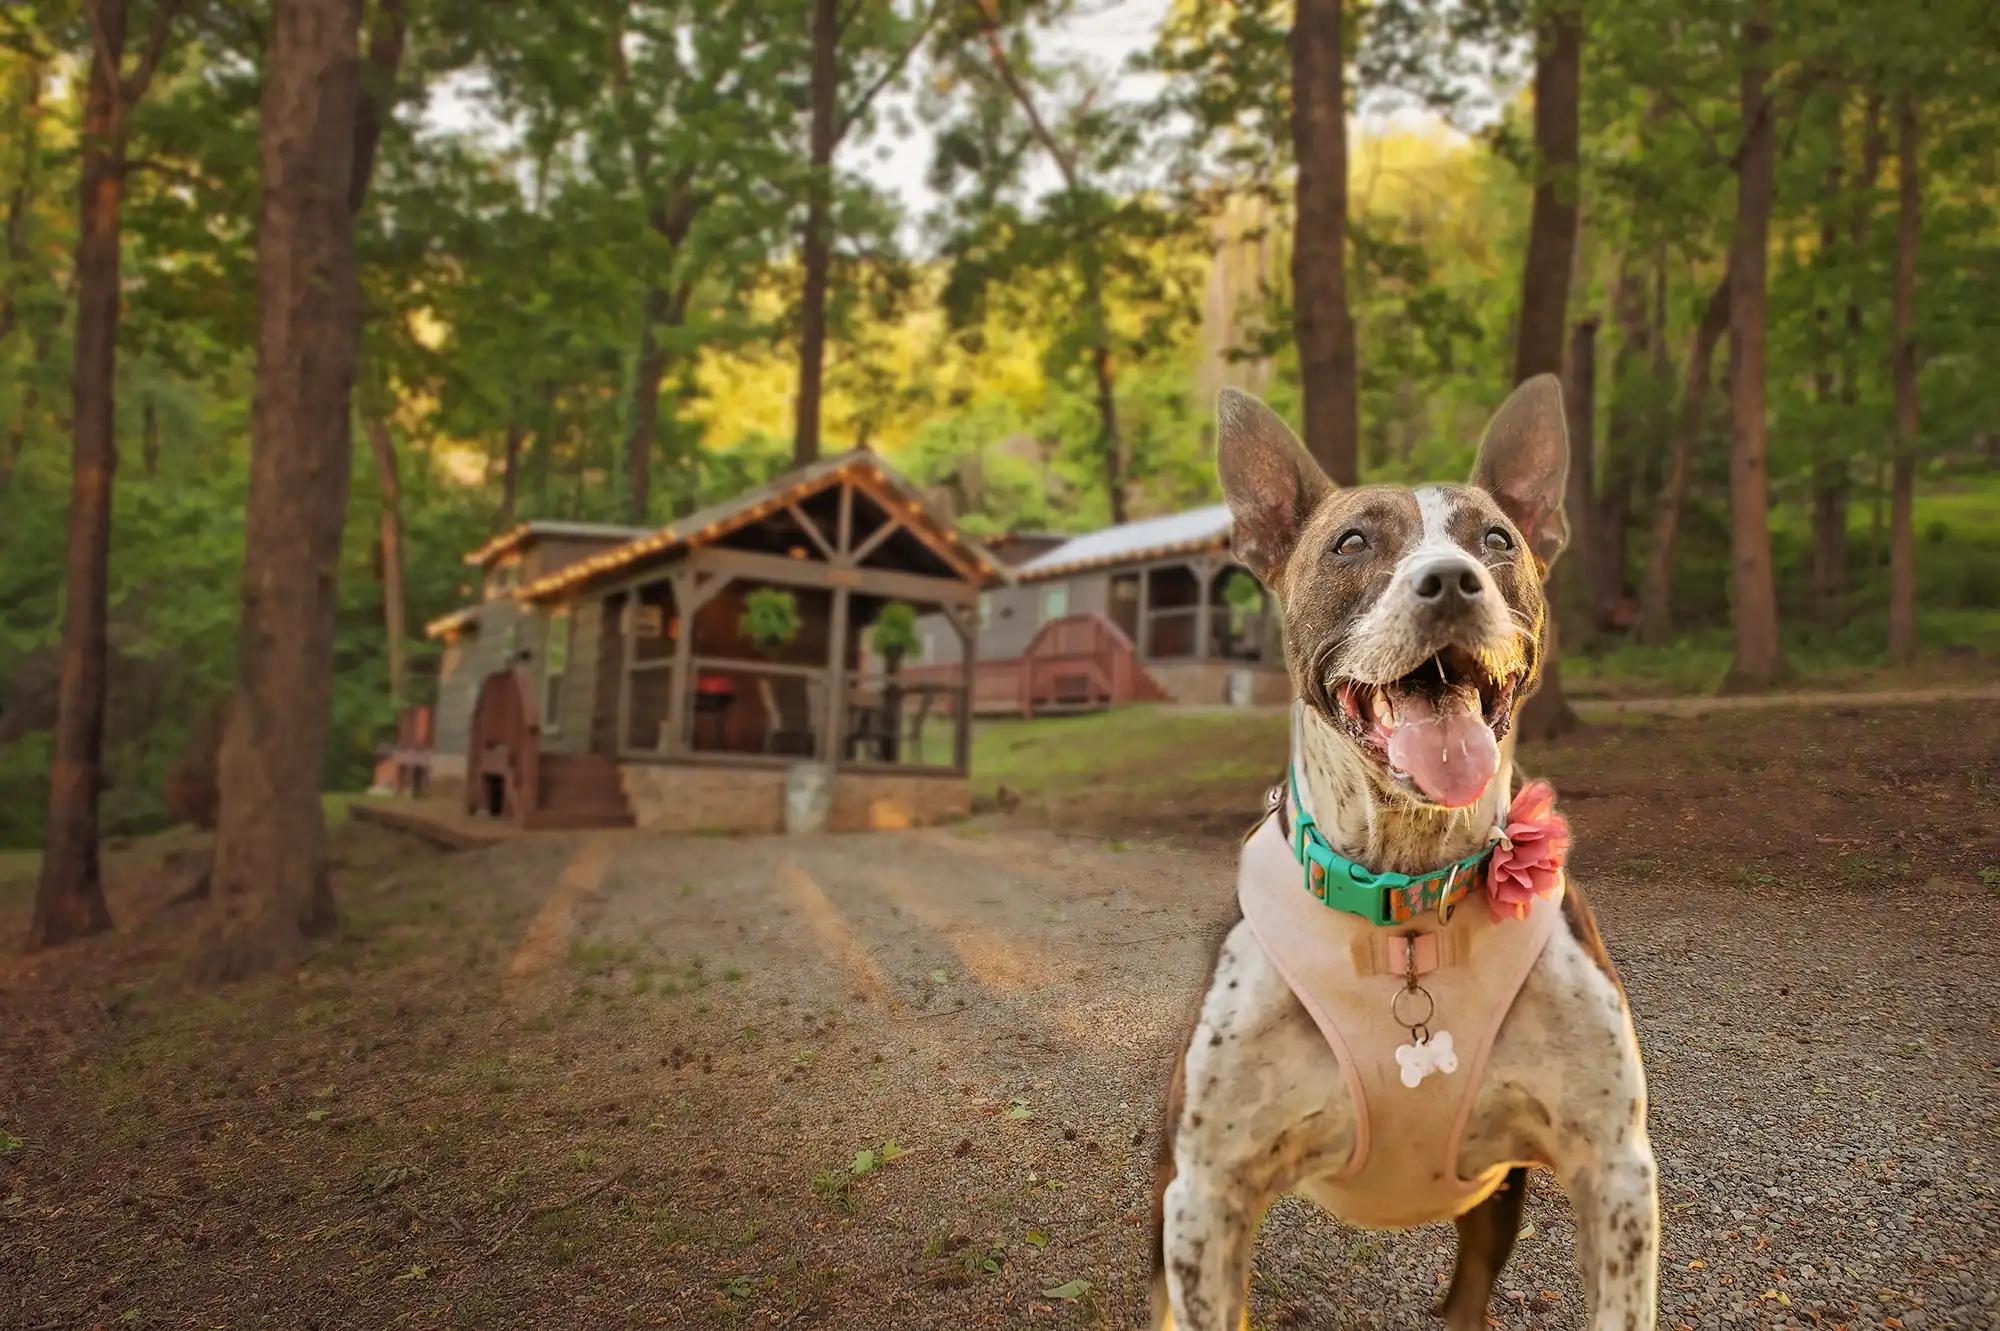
[2,0,1997,855]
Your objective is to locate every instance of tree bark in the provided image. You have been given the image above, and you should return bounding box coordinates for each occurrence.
[1091,333,1126,524]
[1508,1,1582,744]
[1721,5,1788,692]
[1848,94,1882,568]
[499,402,523,527]
[1887,90,1920,666]
[365,411,407,701]
[1809,157,1843,621]
[201,0,367,982]
[1635,268,1732,647]
[141,393,160,477]
[0,59,45,348]
[1557,316,1598,646]
[1597,256,1652,628]
[27,0,133,953]
[1289,0,1359,487]
[793,0,838,467]
[626,287,667,523]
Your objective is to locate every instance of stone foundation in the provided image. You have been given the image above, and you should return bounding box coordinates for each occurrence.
[619,762,968,835]
[1143,661,1292,707]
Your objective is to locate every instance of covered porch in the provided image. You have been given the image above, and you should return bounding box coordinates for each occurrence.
[516,453,999,831]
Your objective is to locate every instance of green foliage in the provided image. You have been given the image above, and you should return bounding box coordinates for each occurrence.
[868,602,923,663]
[739,589,802,653]
[2,0,1997,854]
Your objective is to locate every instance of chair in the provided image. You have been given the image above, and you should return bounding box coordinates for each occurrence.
[758,677,818,756]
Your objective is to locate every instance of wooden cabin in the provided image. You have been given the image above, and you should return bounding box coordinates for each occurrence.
[423,521,654,788]
[427,453,1003,834]
[908,504,1292,714]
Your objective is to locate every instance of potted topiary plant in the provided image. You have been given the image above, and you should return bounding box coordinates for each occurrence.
[868,601,923,761]
[740,587,801,657]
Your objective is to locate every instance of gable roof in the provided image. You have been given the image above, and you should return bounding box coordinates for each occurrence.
[1015,503,1233,582]
[462,520,655,569]
[514,450,1011,603]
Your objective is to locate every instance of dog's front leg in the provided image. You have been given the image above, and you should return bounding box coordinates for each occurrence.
[1158,1165,1260,1331]
[1559,1139,1660,1330]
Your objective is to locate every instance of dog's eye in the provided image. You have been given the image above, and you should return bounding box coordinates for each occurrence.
[1483,527,1514,554]
[1334,530,1367,556]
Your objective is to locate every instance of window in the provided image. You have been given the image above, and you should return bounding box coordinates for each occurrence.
[1040,583,1069,622]
[543,608,572,729]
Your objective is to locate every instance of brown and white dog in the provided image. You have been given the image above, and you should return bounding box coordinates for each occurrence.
[1152,378,1657,1330]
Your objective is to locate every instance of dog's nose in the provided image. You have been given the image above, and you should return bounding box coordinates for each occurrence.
[1411,557,1486,609]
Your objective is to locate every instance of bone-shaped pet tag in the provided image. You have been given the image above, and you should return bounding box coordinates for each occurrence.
[1395,1029,1458,1088]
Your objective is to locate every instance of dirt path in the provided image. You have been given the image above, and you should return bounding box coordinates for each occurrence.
[4,704,1998,1329]
[1575,683,2000,717]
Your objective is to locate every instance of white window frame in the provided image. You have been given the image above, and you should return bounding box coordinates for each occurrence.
[1040,583,1070,623]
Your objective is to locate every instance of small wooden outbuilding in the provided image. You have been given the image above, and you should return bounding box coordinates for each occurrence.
[427,452,1004,833]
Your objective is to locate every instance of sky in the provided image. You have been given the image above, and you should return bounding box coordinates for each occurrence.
[426,0,1177,241]
[425,0,1469,244]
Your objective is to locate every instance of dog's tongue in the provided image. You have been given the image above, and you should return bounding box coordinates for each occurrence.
[1384,684,1499,809]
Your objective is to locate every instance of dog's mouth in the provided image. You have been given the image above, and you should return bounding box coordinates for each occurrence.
[1331,645,1522,809]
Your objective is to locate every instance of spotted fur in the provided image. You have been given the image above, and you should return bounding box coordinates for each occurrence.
[1153,380,1657,1331]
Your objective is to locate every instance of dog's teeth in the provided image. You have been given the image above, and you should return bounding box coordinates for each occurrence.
[1369,690,1392,724]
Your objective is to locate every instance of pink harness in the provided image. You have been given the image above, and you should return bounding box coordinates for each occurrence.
[1236,791,1566,1230]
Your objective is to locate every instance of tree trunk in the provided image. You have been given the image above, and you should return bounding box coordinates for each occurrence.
[1808,157,1843,622]
[1887,90,1920,666]
[365,411,407,701]
[1557,316,1597,647]
[141,393,160,477]
[1721,5,1788,692]
[1827,93,1881,587]
[201,0,366,982]
[499,404,523,526]
[626,288,667,523]
[0,59,45,348]
[1635,268,1731,647]
[793,0,838,467]
[1091,333,1126,524]
[1289,0,1360,487]
[1597,257,1652,629]
[26,0,131,953]
[1508,1,1583,744]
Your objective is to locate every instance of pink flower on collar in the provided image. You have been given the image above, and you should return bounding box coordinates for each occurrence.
[1486,780,1570,922]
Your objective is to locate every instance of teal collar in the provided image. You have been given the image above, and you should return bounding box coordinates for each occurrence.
[1284,765,1495,927]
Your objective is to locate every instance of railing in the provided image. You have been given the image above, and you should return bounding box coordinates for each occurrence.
[898,614,1170,718]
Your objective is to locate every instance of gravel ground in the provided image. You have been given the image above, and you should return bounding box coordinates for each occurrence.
[3,704,1997,1329]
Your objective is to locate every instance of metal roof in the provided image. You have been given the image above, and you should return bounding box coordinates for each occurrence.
[1015,503,1233,581]
[461,520,655,568]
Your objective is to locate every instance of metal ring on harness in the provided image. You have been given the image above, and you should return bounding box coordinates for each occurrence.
[1390,982,1436,1029]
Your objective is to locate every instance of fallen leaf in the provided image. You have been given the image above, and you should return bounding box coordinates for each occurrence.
[1041,1279,1091,1301]
[1025,1228,1049,1248]
[930,970,950,985]
[1688,1259,1705,1270]
[1516,1220,1536,1241]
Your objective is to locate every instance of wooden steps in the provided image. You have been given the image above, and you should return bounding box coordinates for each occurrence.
[525,752,634,830]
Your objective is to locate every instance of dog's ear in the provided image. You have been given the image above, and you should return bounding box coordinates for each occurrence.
[1470,374,1570,577]
[1216,388,1333,588]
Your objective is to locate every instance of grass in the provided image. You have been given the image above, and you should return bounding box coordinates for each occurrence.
[968,706,1287,806]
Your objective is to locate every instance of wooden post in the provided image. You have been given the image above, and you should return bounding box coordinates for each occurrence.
[952,605,977,773]
[825,586,850,767]
[616,591,637,754]
[836,480,854,554]
[665,571,696,755]
[1135,565,1152,658]
[1193,556,1216,661]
